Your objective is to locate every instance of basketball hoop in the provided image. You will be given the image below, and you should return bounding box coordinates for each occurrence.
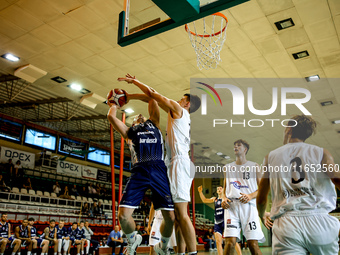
[185,12,228,70]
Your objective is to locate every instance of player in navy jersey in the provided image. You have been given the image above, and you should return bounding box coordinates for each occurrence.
[56,220,69,255]
[28,218,47,255]
[15,219,33,255]
[0,213,21,255]
[107,95,175,255]
[67,222,82,255]
[42,220,58,255]
[77,221,86,255]
[198,186,241,255]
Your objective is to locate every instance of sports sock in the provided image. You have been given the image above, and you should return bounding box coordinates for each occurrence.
[160,236,170,250]
[126,232,136,243]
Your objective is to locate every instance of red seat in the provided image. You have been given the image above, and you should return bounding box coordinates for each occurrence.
[198,237,207,244]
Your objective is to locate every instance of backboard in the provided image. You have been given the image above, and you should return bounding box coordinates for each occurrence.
[118,0,249,47]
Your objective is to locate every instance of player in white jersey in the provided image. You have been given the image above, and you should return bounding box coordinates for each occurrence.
[222,139,265,255]
[257,115,340,254]
[147,204,177,255]
[118,74,201,255]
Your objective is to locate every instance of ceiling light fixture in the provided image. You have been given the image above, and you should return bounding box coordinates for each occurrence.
[124,108,134,114]
[51,76,67,83]
[1,53,20,62]
[275,18,295,30]
[70,83,82,91]
[292,50,309,60]
[305,75,320,82]
[320,101,333,106]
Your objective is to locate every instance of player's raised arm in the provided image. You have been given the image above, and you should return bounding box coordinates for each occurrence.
[322,149,340,190]
[198,185,215,203]
[118,74,182,115]
[107,103,129,139]
[148,99,160,129]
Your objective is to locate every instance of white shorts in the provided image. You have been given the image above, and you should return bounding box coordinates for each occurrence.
[149,217,176,248]
[223,200,265,243]
[272,213,340,255]
[166,156,193,203]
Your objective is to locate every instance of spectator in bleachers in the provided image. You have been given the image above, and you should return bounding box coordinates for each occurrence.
[107,225,126,255]
[56,220,69,255]
[71,185,79,197]
[79,186,88,198]
[23,177,33,190]
[28,218,47,255]
[83,221,99,255]
[87,184,94,196]
[4,159,14,179]
[82,203,91,218]
[14,219,33,254]
[0,212,21,255]
[101,185,107,197]
[42,220,58,255]
[91,201,100,218]
[59,186,72,200]
[53,182,61,196]
[0,174,10,192]
[14,160,23,178]
[67,222,82,255]
[97,201,108,223]
[203,228,216,251]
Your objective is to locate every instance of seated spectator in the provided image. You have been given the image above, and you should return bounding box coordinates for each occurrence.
[98,201,108,223]
[107,225,126,255]
[136,224,148,245]
[71,184,79,197]
[204,228,216,251]
[59,186,72,199]
[82,202,91,217]
[83,221,100,255]
[0,174,10,192]
[53,181,61,196]
[91,201,100,218]
[23,177,32,190]
[78,186,85,197]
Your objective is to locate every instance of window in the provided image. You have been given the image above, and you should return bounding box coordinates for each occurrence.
[24,128,56,150]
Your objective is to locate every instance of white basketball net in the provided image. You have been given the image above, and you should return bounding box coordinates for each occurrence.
[186,13,228,70]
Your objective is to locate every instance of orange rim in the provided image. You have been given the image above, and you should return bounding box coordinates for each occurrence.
[185,12,228,38]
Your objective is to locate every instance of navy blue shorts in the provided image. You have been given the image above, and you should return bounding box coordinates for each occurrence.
[214,221,224,236]
[120,160,174,210]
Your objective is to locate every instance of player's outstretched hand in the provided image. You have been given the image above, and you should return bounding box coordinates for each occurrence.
[261,212,273,230]
[198,185,203,193]
[221,197,231,209]
[239,193,251,204]
[117,73,136,83]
